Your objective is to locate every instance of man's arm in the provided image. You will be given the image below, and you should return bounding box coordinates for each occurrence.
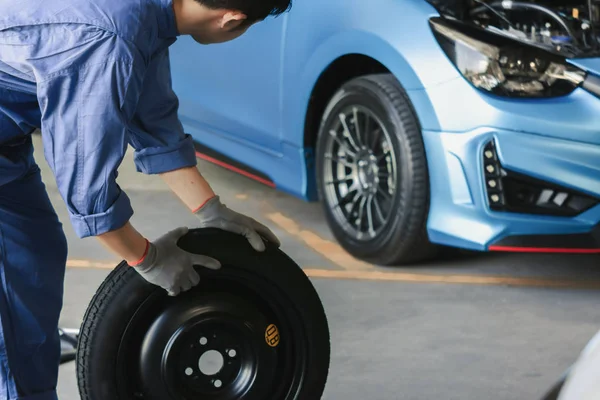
[95,158,220,266]
[95,165,216,265]
[127,47,281,253]
[36,42,159,264]
[37,36,143,242]
[159,166,216,211]
[96,222,148,265]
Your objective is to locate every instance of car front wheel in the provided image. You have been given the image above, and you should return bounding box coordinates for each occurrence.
[315,73,438,266]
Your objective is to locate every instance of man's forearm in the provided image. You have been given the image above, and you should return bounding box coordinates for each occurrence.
[95,166,214,265]
[159,166,216,211]
[96,221,149,265]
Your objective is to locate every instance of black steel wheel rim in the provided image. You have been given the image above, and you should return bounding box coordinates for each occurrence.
[113,267,307,400]
[322,104,398,241]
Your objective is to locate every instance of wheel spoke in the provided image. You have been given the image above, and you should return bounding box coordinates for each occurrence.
[339,113,361,152]
[326,176,352,185]
[356,195,368,229]
[376,152,390,163]
[338,180,360,202]
[370,127,381,149]
[324,153,354,168]
[352,107,365,148]
[335,187,358,209]
[366,196,376,237]
[329,130,356,157]
[377,186,392,201]
[348,193,363,218]
[348,180,360,193]
[373,195,386,223]
[363,113,372,141]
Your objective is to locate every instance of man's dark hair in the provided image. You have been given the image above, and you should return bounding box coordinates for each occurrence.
[195,0,292,23]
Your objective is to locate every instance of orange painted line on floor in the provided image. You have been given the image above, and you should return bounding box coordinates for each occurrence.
[66,260,600,289]
[302,269,600,290]
[266,212,373,271]
[67,259,117,269]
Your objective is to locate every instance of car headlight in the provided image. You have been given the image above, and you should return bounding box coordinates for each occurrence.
[429,17,586,98]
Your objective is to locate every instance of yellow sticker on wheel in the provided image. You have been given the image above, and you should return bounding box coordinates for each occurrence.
[265,324,280,347]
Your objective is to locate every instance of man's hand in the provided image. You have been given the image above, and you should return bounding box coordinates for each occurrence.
[159,165,281,251]
[131,227,221,296]
[194,195,281,252]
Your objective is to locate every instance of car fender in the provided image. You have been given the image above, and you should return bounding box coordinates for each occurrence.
[282,28,455,149]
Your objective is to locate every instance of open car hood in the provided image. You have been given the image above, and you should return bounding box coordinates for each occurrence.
[568,57,600,75]
[426,0,600,58]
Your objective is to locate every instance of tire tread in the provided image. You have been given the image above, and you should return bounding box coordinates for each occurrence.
[316,73,438,266]
[363,73,438,265]
[76,263,132,399]
[76,231,330,399]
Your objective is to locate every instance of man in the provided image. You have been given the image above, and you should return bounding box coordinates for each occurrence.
[0,0,291,398]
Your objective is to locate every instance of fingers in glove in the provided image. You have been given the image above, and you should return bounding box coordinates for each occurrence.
[241,226,266,252]
[191,254,221,270]
[180,278,193,293]
[167,285,181,297]
[164,226,189,241]
[189,269,201,286]
[252,221,281,247]
[221,221,266,252]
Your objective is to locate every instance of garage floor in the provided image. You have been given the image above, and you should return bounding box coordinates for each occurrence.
[29,134,600,400]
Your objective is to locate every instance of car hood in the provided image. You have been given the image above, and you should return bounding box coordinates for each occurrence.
[426,0,600,58]
[569,57,600,76]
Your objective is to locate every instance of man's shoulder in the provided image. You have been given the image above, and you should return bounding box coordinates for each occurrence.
[0,0,156,46]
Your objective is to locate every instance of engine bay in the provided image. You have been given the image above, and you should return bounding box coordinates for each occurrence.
[428,0,600,56]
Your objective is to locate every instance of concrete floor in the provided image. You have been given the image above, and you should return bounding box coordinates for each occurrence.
[26,134,600,399]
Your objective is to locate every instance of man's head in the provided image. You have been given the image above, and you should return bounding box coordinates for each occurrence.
[173,0,292,44]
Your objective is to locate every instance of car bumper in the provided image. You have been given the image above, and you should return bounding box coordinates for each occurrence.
[421,127,600,252]
[417,120,600,253]
[404,63,600,253]
[489,224,600,254]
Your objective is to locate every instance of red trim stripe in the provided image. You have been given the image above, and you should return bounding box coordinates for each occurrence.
[489,246,600,254]
[195,151,276,188]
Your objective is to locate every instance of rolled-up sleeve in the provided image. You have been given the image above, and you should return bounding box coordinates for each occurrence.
[37,40,144,238]
[127,47,197,175]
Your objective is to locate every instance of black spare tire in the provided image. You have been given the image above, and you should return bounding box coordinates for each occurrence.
[76,228,330,400]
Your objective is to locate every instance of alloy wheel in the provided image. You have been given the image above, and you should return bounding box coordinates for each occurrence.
[322,105,398,241]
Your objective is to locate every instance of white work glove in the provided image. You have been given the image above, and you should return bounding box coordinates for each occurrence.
[132,227,221,296]
[194,195,281,252]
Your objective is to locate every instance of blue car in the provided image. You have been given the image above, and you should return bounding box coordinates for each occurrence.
[169,0,600,265]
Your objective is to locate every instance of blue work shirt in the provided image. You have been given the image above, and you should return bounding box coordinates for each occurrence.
[0,0,197,238]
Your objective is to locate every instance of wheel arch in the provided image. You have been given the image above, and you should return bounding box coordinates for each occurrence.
[302,54,391,152]
[296,32,428,144]
[291,34,434,200]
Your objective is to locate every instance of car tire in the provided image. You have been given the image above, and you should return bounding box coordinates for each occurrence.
[316,73,438,266]
[76,228,330,400]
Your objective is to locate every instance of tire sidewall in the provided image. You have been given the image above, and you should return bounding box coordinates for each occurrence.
[315,75,427,261]
[77,230,331,400]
